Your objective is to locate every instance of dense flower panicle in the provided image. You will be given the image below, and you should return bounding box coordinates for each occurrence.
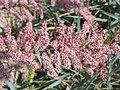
[7,50,24,66]
[17,22,35,51]
[50,21,111,74]
[0,21,39,81]
[51,50,61,74]
[35,21,50,51]
[0,17,119,82]
[66,23,76,46]
[77,6,95,23]
[24,41,33,53]
[77,21,92,40]
[5,26,18,52]
[6,35,18,52]
[77,25,110,70]
[62,0,95,24]
[61,48,72,69]
[0,0,44,21]
[70,49,83,70]
[58,20,67,37]
[42,52,58,77]
[16,22,38,69]
[76,6,95,40]
[24,52,39,70]
[98,63,108,82]
[109,43,120,55]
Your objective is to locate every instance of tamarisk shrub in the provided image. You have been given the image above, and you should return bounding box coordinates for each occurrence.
[0,0,120,88]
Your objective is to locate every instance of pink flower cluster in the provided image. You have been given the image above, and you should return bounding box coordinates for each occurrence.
[0,0,120,84]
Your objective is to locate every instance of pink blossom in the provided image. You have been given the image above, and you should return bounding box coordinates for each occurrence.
[42,52,58,77]
[35,21,50,51]
[0,0,119,81]
[61,51,71,69]
[25,53,39,69]
[109,43,120,55]
[51,51,61,74]
[17,22,35,51]
[5,26,18,52]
